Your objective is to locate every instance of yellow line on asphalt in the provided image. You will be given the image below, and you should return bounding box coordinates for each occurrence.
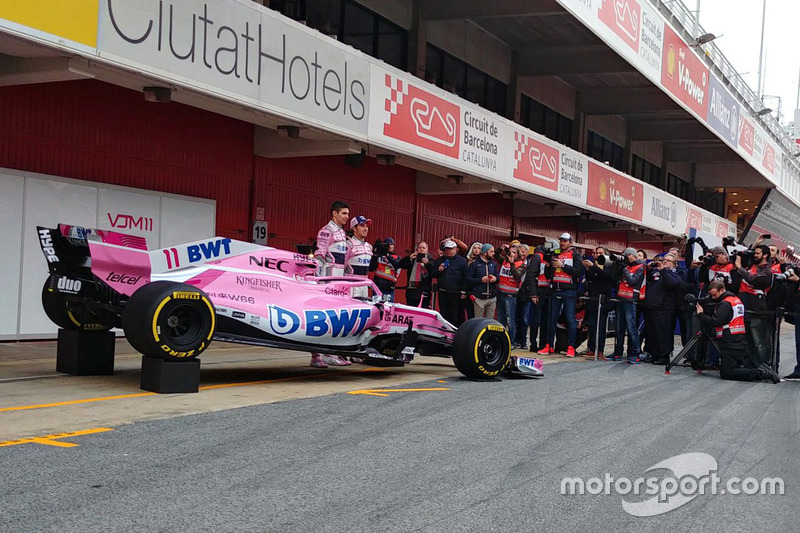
[348,387,451,397]
[0,428,113,448]
[0,367,386,412]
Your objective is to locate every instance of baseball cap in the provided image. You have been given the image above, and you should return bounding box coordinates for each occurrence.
[510,239,521,246]
[443,240,457,249]
[350,215,372,229]
[558,232,572,241]
[384,237,395,244]
[623,247,637,257]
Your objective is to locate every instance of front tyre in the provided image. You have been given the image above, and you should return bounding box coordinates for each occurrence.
[452,318,511,378]
[123,281,215,360]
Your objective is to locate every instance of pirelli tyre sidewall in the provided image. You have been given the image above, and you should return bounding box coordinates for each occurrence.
[452,318,511,378]
[123,281,215,360]
[41,277,112,331]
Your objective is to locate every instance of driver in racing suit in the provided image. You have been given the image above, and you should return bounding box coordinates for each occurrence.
[311,201,352,368]
[346,216,373,299]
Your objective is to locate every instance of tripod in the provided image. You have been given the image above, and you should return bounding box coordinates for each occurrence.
[664,329,721,375]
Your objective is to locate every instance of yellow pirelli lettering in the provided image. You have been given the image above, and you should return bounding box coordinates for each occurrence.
[172,291,201,300]
[487,325,505,332]
[0,0,99,48]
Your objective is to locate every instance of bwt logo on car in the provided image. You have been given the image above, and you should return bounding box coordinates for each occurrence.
[268,305,372,338]
[163,238,232,269]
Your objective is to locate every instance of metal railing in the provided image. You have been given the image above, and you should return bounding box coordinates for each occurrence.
[651,0,798,160]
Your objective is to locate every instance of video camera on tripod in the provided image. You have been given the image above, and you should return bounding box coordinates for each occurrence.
[684,293,718,314]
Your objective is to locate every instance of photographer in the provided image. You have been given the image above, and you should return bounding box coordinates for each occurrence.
[642,254,679,365]
[515,244,532,349]
[695,281,780,383]
[606,248,644,363]
[782,270,800,380]
[581,246,614,358]
[370,237,401,302]
[539,233,583,357]
[735,244,774,366]
[498,245,526,346]
[466,244,498,318]
[524,241,553,353]
[696,247,740,294]
[431,240,468,326]
[398,241,435,308]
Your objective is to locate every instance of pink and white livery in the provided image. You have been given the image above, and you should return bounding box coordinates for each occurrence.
[36,224,544,379]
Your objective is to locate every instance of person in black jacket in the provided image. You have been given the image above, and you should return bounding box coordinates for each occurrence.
[607,248,645,363]
[466,244,498,318]
[696,281,780,383]
[783,271,800,380]
[642,255,679,364]
[539,233,583,357]
[581,246,614,358]
[398,241,435,308]
[735,245,774,366]
[431,240,468,326]
[524,242,553,352]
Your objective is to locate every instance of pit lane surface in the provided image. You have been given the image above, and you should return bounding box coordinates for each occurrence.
[2,335,798,532]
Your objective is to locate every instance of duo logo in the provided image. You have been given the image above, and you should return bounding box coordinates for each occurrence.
[268,305,372,338]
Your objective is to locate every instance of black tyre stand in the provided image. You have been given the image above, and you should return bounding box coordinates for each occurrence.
[140,356,201,393]
[56,329,115,375]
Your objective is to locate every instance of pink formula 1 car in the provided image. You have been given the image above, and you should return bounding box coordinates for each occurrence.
[37,224,544,379]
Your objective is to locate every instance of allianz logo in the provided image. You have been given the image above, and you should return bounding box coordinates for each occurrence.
[651,197,678,227]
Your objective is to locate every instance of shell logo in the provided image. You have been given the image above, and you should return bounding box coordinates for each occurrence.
[599,179,608,202]
[666,44,676,79]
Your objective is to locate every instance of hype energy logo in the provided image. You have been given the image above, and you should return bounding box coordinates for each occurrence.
[587,162,643,221]
[383,74,460,158]
[513,132,559,192]
[598,0,641,52]
[561,453,784,517]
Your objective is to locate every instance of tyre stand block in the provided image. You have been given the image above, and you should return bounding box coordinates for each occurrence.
[140,356,201,393]
[56,329,116,375]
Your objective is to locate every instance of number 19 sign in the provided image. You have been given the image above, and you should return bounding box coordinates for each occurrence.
[253,220,268,245]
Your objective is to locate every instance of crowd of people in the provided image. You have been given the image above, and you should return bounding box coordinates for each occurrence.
[310,200,798,383]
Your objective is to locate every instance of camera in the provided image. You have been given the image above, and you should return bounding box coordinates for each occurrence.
[542,239,560,263]
[730,248,755,268]
[701,254,715,267]
[685,293,717,314]
[416,254,425,263]
[596,253,622,266]
[374,239,390,256]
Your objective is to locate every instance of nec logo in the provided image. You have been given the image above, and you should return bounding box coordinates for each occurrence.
[107,213,154,232]
[162,238,233,269]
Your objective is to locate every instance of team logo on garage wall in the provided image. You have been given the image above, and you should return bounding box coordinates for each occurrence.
[383,74,460,158]
[513,132,559,191]
[598,0,641,52]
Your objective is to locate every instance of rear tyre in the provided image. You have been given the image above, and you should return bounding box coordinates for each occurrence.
[41,278,113,331]
[123,281,215,360]
[452,318,511,379]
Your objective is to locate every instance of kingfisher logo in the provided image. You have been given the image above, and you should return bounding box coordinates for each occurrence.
[512,132,559,191]
[651,197,678,228]
[383,74,460,158]
[588,163,643,221]
[598,0,641,51]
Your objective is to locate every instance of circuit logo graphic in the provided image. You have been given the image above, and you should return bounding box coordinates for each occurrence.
[512,132,559,191]
[383,74,460,158]
[598,0,641,51]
